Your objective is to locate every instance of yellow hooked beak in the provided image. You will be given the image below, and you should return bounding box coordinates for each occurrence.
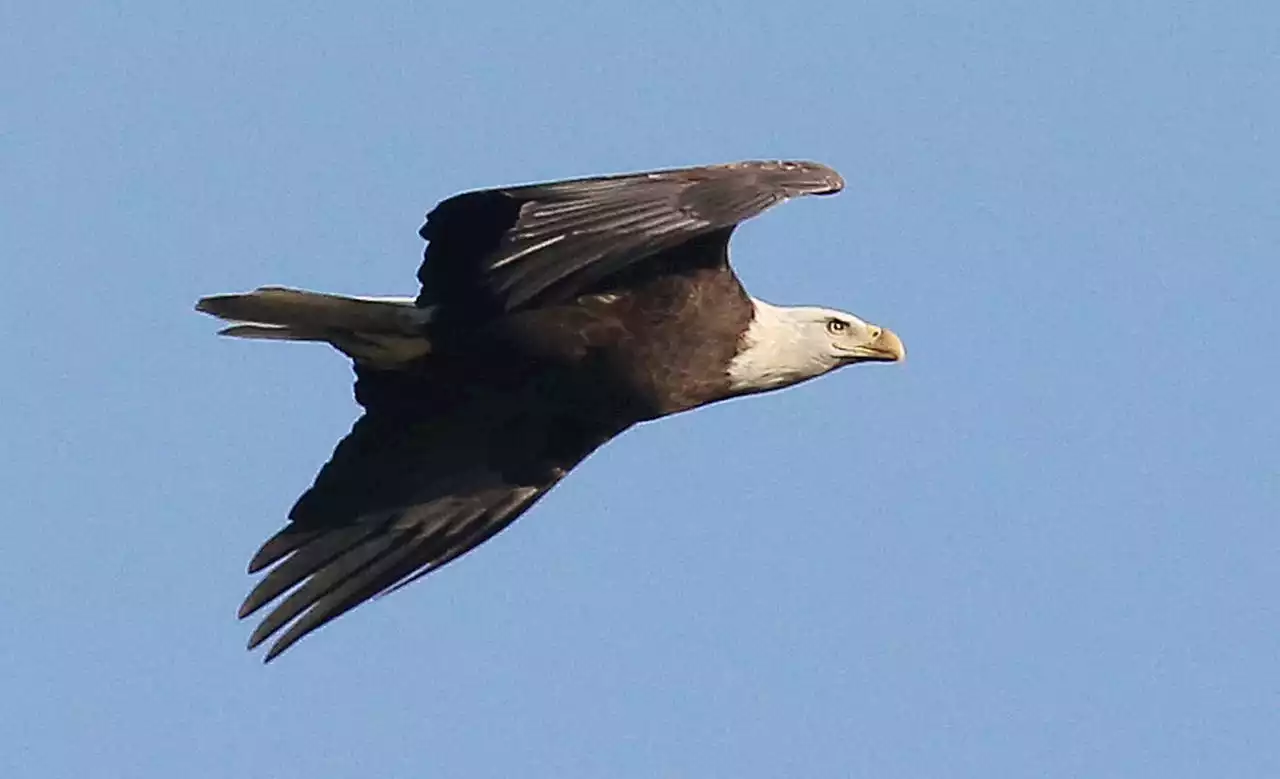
[848,326,905,363]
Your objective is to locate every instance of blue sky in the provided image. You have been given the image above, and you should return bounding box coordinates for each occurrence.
[3,2,1277,776]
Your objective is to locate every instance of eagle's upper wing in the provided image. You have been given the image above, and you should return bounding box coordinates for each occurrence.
[417,159,844,314]
[238,367,621,662]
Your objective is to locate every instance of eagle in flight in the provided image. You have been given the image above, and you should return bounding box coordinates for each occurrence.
[197,160,905,661]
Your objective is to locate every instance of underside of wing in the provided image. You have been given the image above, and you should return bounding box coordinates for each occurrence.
[417,159,844,315]
[239,369,619,661]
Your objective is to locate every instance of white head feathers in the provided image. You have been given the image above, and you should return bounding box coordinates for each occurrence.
[726,298,904,394]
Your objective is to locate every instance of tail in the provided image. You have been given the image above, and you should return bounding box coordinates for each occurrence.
[196,286,434,366]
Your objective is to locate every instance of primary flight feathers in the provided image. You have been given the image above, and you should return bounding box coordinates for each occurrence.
[198,159,902,661]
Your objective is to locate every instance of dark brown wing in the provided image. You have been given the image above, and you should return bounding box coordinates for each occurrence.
[239,366,623,662]
[417,159,844,315]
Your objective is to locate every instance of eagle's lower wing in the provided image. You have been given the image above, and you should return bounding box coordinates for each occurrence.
[239,377,618,662]
[417,159,844,313]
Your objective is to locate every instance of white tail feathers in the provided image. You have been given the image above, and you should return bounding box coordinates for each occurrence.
[196,286,435,366]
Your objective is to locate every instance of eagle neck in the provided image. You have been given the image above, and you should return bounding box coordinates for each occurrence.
[725,298,835,395]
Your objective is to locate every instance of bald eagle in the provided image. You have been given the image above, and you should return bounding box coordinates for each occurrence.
[197,160,904,661]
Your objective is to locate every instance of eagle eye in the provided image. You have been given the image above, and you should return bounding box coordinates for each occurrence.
[826,318,849,335]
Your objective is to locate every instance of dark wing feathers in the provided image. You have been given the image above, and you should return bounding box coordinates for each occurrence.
[417,159,844,313]
[239,524,382,616]
[239,371,615,661]
[241,429,572,662]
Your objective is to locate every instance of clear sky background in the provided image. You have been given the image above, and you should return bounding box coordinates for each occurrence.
[3,3,1277,777]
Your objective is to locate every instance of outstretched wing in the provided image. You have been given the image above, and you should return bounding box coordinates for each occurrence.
[239,367,621,662]
[417,159,844,314]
